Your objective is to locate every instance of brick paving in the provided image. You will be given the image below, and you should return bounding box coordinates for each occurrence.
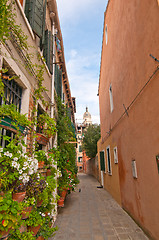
[49,173,149,240]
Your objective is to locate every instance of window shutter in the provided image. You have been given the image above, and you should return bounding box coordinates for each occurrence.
[43,30,53,74]
[25,0,43,38]
[100,151,105,171]
[54,65,62,98]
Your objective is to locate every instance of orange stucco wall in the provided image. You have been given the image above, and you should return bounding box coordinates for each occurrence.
[98,137,121,205]
[99,0,159,239]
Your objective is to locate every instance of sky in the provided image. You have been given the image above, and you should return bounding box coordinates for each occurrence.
[56,0,108,124]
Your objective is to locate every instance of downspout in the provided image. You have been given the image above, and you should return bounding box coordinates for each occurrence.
[50,11,58,221]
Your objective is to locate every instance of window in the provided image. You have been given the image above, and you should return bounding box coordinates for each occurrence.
[132,160,137,178]
[79,145,82,152]
[25,0,45,38]
[0,128,15,148]
[105,24,108,45]
[106,146,112,174]
[113,146,118,164]
[100,151,105,172]
[78,157,82,163]
[109,84,114,112]
[1,75,22,112]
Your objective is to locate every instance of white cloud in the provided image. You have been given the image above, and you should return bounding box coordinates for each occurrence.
[56,0,107,24]
[65,49,100,124]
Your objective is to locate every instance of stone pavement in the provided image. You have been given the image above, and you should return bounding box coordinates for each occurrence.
[49,173,149,240]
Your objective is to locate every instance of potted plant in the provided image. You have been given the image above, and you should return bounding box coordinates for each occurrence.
[7,228,35,240]
[0,143,38,192]
[34,150,47,169]
[36,216,58,240]
[21,197,35,219]
[0,192,22,238]
[26,210,45,236]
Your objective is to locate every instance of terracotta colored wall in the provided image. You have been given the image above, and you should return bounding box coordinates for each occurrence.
[97,137,121,205]
[99,0,159,239]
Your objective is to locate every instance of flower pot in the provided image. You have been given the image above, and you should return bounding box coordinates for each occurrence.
[57,198,64,207]
[12,191,26,202]
[37,199,43,207]
[38,161,45,169]
[46,169,51,176]
[0,228,11,239]
[60,189,67,199]
[36,236,44,240]
[28,225,41,236]
[21,206,33,219]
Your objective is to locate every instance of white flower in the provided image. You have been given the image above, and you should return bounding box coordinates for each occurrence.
[0,148,3,152]
[48,212,50,216]
[22,167,27,170]
[42,213,45,217]
[12,161,18,168]
[28,169,34,175]
[23,162,28,167]
[13,157,18,161]
[18,150,21,154]
[19,170,23,174]
[4,151,12,157]
[19,176,23,180]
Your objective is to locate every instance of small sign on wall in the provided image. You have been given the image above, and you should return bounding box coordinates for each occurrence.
[156,155,159,173]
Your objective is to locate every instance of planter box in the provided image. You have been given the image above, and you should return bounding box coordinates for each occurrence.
[0,116,27,135]
[36,133,49,145]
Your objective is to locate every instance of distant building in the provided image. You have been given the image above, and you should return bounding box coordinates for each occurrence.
[98,1,159,239]
[76,107,92,172]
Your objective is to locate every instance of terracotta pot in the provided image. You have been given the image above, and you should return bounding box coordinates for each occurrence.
[37,199,43,207]
[12,191,26,202]
[28,225,41,236]
[36,236,44,240]
[38,161,45,169]
[0,228,11,238]
[60,189,67,199]
[21,206,33,219]
[46,169,51,176]
[57,198,64,207]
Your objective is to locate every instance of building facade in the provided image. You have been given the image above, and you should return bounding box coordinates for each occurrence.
[98,0,159,239]
[0,0,75,150]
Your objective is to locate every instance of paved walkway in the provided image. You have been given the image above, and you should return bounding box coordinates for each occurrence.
[50,173,149,240]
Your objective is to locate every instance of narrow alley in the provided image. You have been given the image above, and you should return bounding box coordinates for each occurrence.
[50,174,149,240]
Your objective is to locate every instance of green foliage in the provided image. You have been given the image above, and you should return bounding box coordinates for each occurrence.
[56,97,78,191]
[0,192,22,233]
[0,0,28,48]
[8,229,35,240]
[25,210,45,227]
[37,216,58,239]
[82,124,101,159]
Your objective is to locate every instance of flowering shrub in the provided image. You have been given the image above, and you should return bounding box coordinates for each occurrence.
[0,143,38,191]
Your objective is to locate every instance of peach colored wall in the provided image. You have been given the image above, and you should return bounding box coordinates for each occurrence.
[99,0,159,239]
[97,137,121,205]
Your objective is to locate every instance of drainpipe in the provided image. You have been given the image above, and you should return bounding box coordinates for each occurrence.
[50,11,58,221]
[50,12,55,120]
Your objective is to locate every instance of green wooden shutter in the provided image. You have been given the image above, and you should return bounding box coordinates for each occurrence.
[100,151,105,171]
[43,30,53,74]
[25,0,43,38]
[54,65,62,98]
